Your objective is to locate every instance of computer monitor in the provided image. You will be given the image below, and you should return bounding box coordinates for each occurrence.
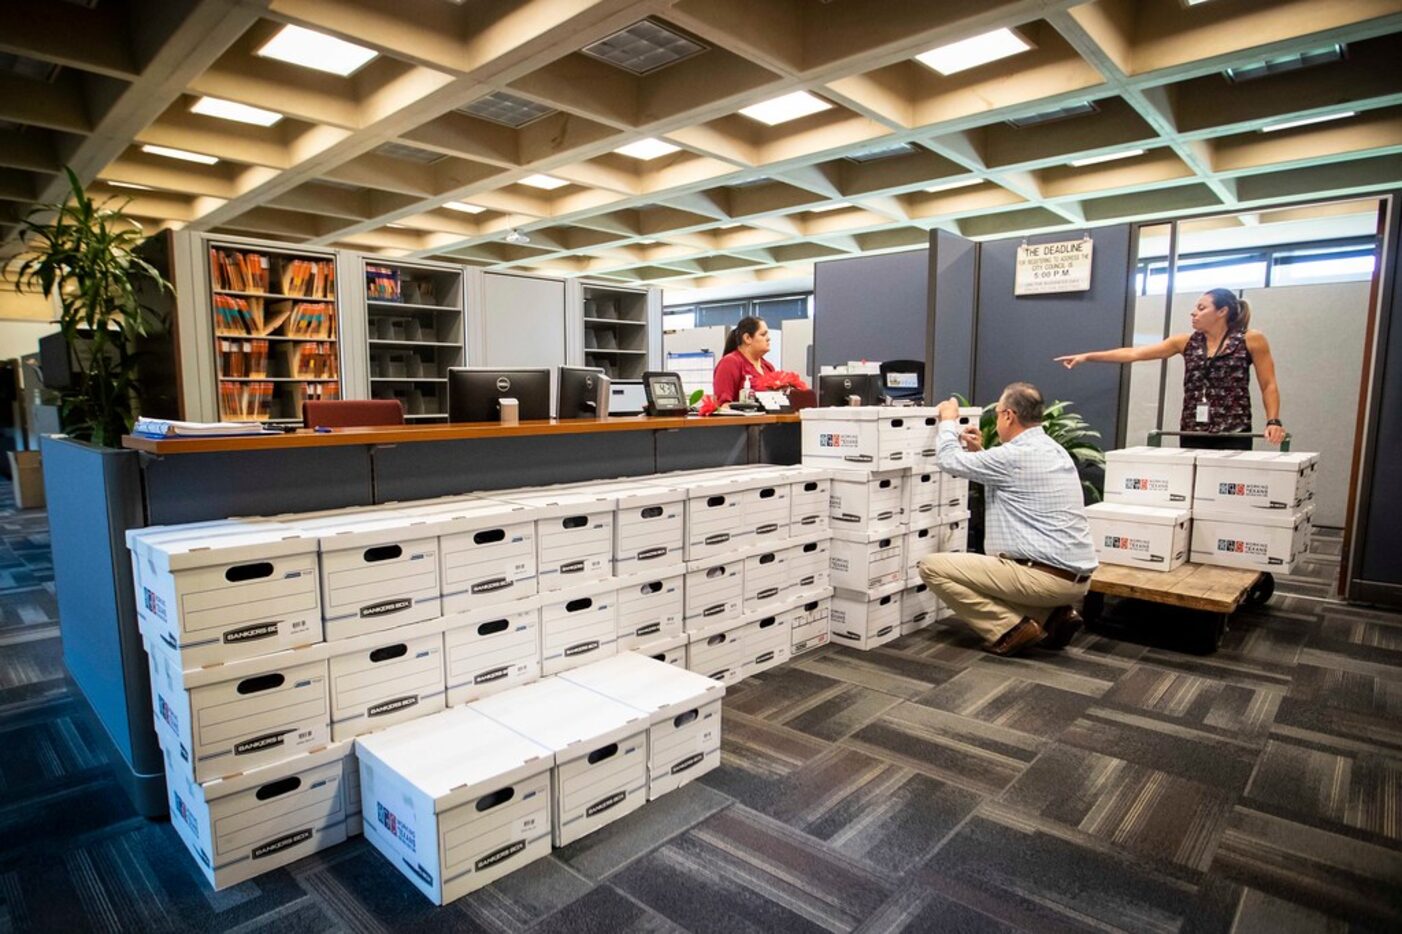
[818,372,883,407]
[448,367,552,422]
[880,359,925,402]
[607,380,648,416]
[556,366,610,419]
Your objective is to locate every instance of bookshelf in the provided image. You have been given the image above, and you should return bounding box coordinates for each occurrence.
[206,242,341,423]
[362,259,465,420]
[582,284,649,379]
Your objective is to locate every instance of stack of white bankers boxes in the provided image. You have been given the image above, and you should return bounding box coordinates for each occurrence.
[125,461,833,894]
[800,405,977,649]
[644,464,835,682]
[1088,446,1317,574]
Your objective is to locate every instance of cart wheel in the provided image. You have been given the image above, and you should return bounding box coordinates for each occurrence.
[1081,592,1105,625]
[1246,573,1275,606]
[1191,614,1228,654]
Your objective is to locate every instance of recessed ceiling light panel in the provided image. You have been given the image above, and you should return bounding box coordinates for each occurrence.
[739,91,832,126]
[190,96,284,127]
[0,52,61,83]
[614,138,681,160]
[1225,44,1346,83]
[443,201,485,214]
[924,178,982,193]
[845,141,916,164]
[1006,100,1098,128]
[374,142,446,165]
[1260,111,1355,133]
[141,144,220,165]
[807,203,851,213]
[1068,148,1145,167]
[916,28,1031,76]
[106,180,154,190]
[459,91,555,128]
[519,174,568,190]
[581,19,706,75]
[256,24,379,76]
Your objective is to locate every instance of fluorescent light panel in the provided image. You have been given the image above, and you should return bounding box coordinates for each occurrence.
[459,91,555,128]
[581,19,706,75]
[739,91,831,126]
[141,144,219,165]
[443,201,485,214]
[614,138,681,160]
[256,24,378,76]
[519,174,568,190]
[1069,148,1145,167]
[807,203,851,213]
[190,96,283,127]
[106,180,154,190]
[916,28,1030,76]
[924,178,981,193]
[1260,111,1354,133]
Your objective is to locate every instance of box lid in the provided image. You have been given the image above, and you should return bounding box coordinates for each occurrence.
[1193,501,1315,528]
[1106,446,1199,466]
[826,466,908,484]
[469,677,648,762]
[1193,450,1319,471]
[935,510,972,526]
[831,525,905,545]
[142,629,330,687]
[168,738,354,802]
[441,594,542,631]
[1086,502,1190,525]
[127,518,314,571]
[632,632,688,656]
[561,478,684,509]
[287,508,449,551]
[799,405,913,424]
[833,579,906,602]
[353,706,553,813]
[477,487,617,519]
[558,654,724,723]
[394,495,535,532]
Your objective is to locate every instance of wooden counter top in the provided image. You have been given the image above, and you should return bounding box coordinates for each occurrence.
[122,413,800,455]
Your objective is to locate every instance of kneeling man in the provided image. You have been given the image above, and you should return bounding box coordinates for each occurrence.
[918,383,1097,656]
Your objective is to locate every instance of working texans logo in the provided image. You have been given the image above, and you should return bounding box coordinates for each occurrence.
[1218,482,1269,498]
[817,432,860,448]
[1216,538,1267,556]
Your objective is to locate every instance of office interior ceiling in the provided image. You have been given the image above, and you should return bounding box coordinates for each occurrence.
[0,0,1399,289]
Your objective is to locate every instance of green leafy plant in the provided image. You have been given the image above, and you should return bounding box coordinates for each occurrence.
[4,168,170,447]
[970,397,1106,503]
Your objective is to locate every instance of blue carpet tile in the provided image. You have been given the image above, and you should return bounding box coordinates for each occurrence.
[0,479,1398,932]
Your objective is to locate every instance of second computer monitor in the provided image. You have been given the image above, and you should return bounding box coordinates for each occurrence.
[818,372,883,407]
[556,366,609,419]
[448,367,552,422]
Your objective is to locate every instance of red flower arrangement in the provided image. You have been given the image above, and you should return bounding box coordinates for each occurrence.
[752,370,809,392]
[696,394,719,416]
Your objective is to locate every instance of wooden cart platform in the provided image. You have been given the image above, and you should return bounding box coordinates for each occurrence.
[1081,562,1275,652]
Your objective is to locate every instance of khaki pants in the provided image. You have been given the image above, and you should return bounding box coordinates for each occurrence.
[917,552,1090,643]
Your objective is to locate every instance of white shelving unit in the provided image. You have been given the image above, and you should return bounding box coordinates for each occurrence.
[582,284,650,379]
[359,258,466,421]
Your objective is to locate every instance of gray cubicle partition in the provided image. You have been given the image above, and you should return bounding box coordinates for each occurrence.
[814,249,930,372]
[972,226,1135,442]
[928,230,978,401]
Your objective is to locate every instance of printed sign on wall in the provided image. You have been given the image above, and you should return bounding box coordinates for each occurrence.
[1014,238,1093,295]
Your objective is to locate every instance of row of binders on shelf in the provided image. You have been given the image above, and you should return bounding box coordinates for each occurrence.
[213,294,337,339]
[293,342,339,379]
[217,338,268,379]
[127,463,846,893]
[217,380,273,421]
[1086,447,1319,574]
[365,265,438,305]
[210,248,336,298]
[210,248,270,292]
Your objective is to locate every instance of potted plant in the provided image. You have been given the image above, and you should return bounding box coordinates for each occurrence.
[962,397,1106,553]
[5,167,170,446]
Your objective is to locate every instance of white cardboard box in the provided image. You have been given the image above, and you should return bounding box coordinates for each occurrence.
[127,519,322,670]
[788,595,833,655]
[632,631,688,667]
[146,636,330,784]
[163,738,352,891]
[442,599,542,706]
[787,536,831,598]
[398,497,538,615]
[470,678,649,847]
[900,583,940,634]
[1191,504,1314,573]
[559,653,725,800]
[686,611,791,685]
[800,406,912,470]
[539,581,618,675]
[903,468,942,530]
[292,508,444,642]
[936,510,972,555]
[738,477,793,549]
[328,623,447,741]
[586,479,687,577]
[830,527,905,592]
[1192,451,1318,516]
[673,473,753,562]
[830,583,905,651]
[1087,502,1191,571]
[913,407,983,468]
[1104,447,1198,507]
[904,525,937,585]
[829,467,906,534]
[484,488,616,592]
[345,749,362,836]
[938,473,970,517]
[780,466,833,533]
[615,573,685,651]
[743,547,793,614]
[355,706,555,904]
[683,557,744,632]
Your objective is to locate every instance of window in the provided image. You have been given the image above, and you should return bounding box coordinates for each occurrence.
[1271,242,1378,287]
[1136,235,1378,295]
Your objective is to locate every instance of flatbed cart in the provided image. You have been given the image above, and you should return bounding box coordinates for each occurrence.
[1080,429,1288,652]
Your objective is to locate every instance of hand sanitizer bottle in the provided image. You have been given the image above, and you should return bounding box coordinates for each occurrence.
[741,375,754,404]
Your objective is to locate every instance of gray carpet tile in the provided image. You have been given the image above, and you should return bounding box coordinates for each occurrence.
[1,484,1399,932]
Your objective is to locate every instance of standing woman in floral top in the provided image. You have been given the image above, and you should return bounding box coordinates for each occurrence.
[1055,289,1284,450]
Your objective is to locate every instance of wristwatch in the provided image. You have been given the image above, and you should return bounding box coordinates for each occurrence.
[1266,419,1283,427]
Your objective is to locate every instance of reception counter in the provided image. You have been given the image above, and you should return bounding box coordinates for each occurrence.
[47,413,799,817]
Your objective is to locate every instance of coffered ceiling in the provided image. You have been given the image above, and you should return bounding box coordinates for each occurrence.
[1,0,1400,289]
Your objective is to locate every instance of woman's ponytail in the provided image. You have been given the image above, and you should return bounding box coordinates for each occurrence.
[724,316,763,356]
[1234,297,1252,332]
[1206,288,1250,332]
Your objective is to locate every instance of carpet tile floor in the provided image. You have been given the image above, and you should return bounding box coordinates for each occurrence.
[0,484,1398,933]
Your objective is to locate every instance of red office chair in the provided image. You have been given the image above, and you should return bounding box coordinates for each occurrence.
[302,399,405,428]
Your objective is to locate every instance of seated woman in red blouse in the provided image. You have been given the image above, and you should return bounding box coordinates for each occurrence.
[712,316,775,405]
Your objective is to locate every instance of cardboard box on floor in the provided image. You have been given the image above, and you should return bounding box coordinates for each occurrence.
[8,450,43,509]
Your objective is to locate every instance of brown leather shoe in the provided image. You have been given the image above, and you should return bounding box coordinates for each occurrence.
[1041,606,1084,650]
[986,618,1045,656]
